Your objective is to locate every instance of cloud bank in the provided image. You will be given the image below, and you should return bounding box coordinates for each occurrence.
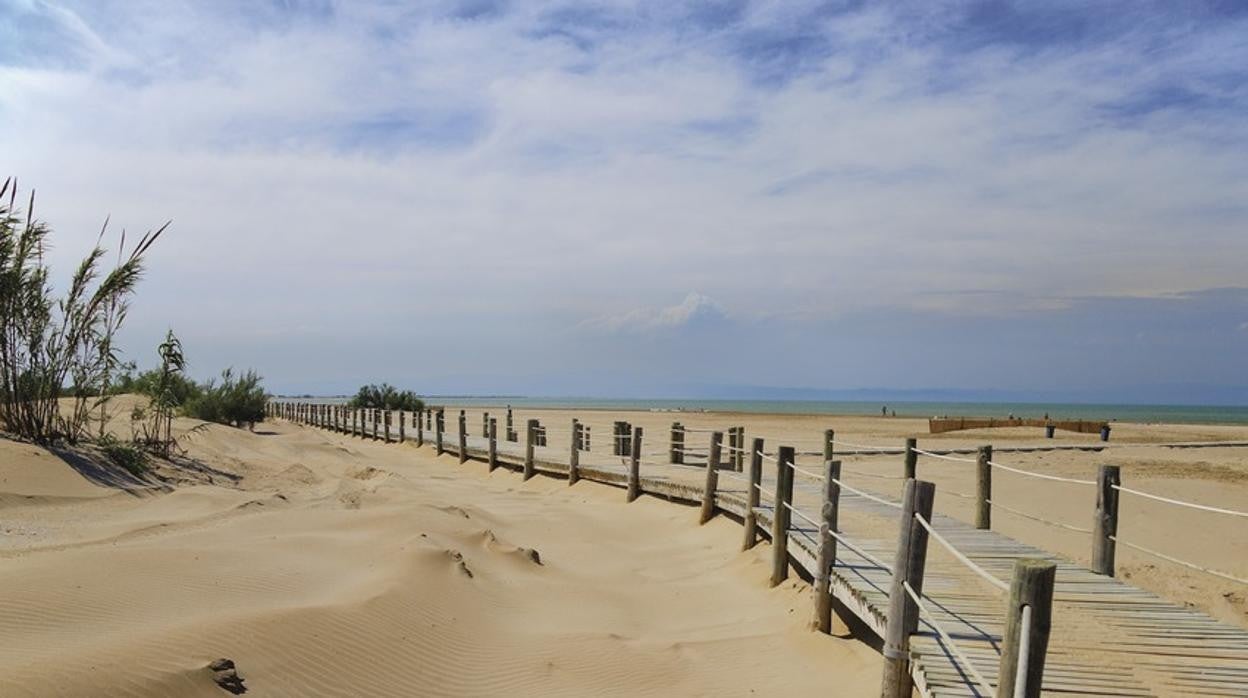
[2,1,1245,400]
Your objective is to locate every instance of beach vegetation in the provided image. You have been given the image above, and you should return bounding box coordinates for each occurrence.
[185,368,268,429]
[348,383,424,411]
[0,178,166,444]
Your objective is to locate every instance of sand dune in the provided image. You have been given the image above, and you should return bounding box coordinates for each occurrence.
[0,403,879,696]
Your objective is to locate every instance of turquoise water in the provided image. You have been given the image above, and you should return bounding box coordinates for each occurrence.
[286,396,1248,425]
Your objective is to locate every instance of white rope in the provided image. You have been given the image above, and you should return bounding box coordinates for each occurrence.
[914,447,977,464]
[785,461,826,482]
[842,467,905,480]
[988,460,1095,486]
[827,528,893,572]
[753,481,774,500]
[987,499,1092,534]
[913,514,1009,592]
[1109,536,1248,585]
[1112,485,1248,519]
[944,490,977,501]
[829,437,898,452]
[1013,605,1032,698]
[783,500,822,529]
[756,450,777,462]
[902,581,997,697]
[830,478,902,509]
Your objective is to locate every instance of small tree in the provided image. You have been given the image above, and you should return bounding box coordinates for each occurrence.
[348,383,424,412]
[185,368,267,429]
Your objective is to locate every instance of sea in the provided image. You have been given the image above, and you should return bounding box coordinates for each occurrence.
[280,396,1248,426]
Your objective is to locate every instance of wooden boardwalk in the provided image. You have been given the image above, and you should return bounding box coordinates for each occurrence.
[444,430,1248,697]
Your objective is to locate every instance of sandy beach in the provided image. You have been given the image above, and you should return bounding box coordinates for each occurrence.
[0,398,882,697]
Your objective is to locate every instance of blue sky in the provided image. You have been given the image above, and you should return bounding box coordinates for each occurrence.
[1,1,1246,402]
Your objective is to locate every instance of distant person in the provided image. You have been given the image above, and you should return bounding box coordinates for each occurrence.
[882,405,887,417]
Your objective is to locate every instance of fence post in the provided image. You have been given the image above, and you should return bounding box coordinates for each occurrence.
[1092,465,1120,576]
[435,409,444,455]
[584,425,591,451]
[734,427,745,471]
[487,418,497,471]
[426,408,432,431]
[416,408,424,447]
[506,407,515,442]
[568,418,580,485]
[814,457,842,634]
[458,410,467,464]
[573,421,583,451]
[743,437,765,550]
[904,437,917,479]
[384,410,392,443]
[523,419,537,480]
[399,410,406,443]
[699,432,723,524]
[670,422,682,464]
[352,409,359,437]
[482,412,489,438]
[880,478,936,698]
[998,558,1056,698]
[612,421,622,456]
[627,426,643,502]
[976,445,992,530]
[372,409,380,441]
[769,445,797,587]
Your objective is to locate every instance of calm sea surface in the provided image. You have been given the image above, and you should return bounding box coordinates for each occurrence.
[284,396,1248,425]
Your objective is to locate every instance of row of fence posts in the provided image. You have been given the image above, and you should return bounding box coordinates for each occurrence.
[270,404,1060,696]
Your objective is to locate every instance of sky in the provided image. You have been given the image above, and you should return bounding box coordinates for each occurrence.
[2,0,1246,403]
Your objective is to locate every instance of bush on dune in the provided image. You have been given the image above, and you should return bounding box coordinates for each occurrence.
[185,368,267,429]
[348,383,424,412]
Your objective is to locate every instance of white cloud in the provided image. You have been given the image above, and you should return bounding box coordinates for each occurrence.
[582,293,727,333]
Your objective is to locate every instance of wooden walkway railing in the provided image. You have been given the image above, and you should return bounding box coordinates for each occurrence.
[268,402,1248,697]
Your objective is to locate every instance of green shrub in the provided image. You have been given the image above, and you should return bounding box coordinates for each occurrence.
[98,434,149,476]
[185,368,267,428]
[347,383,424,411]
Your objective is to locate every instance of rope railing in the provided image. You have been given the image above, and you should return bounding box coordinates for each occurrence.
[913,447,976,464]
[987,459,1096,486]
[1109,536,1248,585]
[830,477,902,510]
[1112,485,1248,519]
[842,466,905,480]
[827,528,892,572]
[783,500,822,530]
[901,581,997,697]
[756,449,777,462]
[828,437,898,452]
[988,499,1092,534]
[913,513,1009,593]
[784,460,826,482]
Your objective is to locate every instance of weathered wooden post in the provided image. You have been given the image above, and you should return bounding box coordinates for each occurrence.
[399,410,406,443]
[731,427,744,471]
[487,418,497,471]
[384,410,392,443]
[523,419,537,480]
[627,426,643,502]
[568,418,581,485]
[352,408,359,437]
[573,421,583,451]
[814,458,843,633]
[743,437,765,550]
[612,422,622,456]
[584,425,591,451]
[426,408,432,430]
[769,445,797,587]
[482,412,489,438]
[670,422,683,464]
[506,407,515,442]
[457,410,467,464]
[1092,464,1120,576]
[372,408,380,441]
[904,437,917,479]
[998,558,1056,698]
[620,422,631,457]
[699,432,723,524]
[814,429,841,634]
[416,408,424,446]
[880,479,936,698]
[435,409,445,455]
[976,445,992,530]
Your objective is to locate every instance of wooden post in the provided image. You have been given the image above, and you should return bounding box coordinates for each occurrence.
[352,409,359,437]
[372,409,380,441]
[976,445,992,530]
[506,406,515,442]
[904,437,917,479]
[880,479,936,698]
[568,418,580,485]
[523,419,537,480]
[435,409,444,455]
[426,408,432,430]
[814,457,842,634]
[1092,465,1120,576]
[573,421,583,451]
[997,559,1056,698]
[457,410,467,464]
[627,426,643,502]
[584,425,591,451]
[399,410,406,443]
[487,418,497,472]
[670,422,683,464]
[384,410,392,443]
[769,445,797,586]
[416,408,424,447]
[732,427,744,471]
[742,437,764,550]
[482,412,489,438]
[699,432,722,524]
[621,422,631,457]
